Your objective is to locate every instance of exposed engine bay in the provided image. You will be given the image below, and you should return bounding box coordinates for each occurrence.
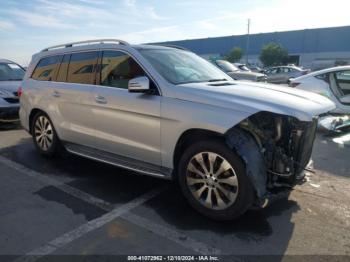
[240,111,317,187]
[226,111,318,202]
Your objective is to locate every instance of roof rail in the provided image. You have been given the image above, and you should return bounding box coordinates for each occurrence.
[41,39,129,52]
[150,44,189,51]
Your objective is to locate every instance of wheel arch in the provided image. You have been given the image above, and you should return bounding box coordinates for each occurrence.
[172,128,224,177]
[29,108,44,135]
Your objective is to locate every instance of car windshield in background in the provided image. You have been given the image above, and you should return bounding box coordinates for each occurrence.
[216,60,239,72]
[239,65,251,71]
[0,63,25,81]
[139,49,230,84]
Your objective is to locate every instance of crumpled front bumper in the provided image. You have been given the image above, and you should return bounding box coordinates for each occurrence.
[0,106,20,122]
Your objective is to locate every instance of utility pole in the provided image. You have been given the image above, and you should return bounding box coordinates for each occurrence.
[246,18,250,64]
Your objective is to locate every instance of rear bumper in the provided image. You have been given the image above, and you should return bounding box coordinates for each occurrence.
[0,106,20,122]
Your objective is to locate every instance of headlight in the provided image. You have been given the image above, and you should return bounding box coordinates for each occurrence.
[0,89,12,98]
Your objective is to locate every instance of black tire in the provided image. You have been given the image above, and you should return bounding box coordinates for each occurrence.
[178,140,255,221]
[31,111,62,157]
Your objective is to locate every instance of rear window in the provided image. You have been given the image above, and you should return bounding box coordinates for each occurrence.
[31,55,62,81]
[67,52,98,84]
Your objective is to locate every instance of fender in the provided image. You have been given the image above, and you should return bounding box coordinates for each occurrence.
[225,128,267,199]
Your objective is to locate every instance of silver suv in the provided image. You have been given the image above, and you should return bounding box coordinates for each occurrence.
[20,39,335,220]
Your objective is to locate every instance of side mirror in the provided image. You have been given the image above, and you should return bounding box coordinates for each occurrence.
[340,95,350,104]
[128,76,150,93]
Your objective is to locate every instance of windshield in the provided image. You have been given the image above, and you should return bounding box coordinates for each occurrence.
[139,49,231,84]
[216,60,239,72]
[238,65,251,71]
[0,63,25,81]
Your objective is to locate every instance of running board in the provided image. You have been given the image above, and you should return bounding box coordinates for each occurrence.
[64,142,172,180]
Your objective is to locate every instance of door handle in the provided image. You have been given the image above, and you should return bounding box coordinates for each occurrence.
[95,95,107,104]
[52,90,60,97]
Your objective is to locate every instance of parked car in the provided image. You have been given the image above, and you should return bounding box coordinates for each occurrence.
[247,65,264,73]
[0,59,25,123]
[213,60,266,82]
[20,39,335,220]
[290,65,350,115]
[264,66,309,84]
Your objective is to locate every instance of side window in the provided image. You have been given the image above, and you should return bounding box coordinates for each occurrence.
[270,68,278,74]
[335,70,350,81]
[31,55,62,81]
[67,52,98,84]
[100,50,145,89]
[315,73,328,81]
[56,54,70,82]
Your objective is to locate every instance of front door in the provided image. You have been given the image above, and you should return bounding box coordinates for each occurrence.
[91,50,161,166]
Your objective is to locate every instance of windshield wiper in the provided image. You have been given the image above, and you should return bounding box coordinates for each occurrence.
[208,78,228,82]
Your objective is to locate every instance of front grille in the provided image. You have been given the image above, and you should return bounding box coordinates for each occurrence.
[4,97,19,104]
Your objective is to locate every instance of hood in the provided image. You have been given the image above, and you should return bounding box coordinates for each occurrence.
[174,81,336,121]
[0,81,21,93]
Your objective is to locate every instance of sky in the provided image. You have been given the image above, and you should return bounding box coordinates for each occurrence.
[1,0,350,65]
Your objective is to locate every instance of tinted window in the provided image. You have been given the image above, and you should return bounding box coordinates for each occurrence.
[32,55,62,81]
[67,52,98,84]
[0,63,25,81]
[56,54,70,82]
[100,51,145,89]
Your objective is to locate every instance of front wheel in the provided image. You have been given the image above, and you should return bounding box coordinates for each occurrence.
[178,140,255,220]
[31,111,61,157]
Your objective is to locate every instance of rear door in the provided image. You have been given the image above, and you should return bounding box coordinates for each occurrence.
[91,50,161,166]
[50,51,98,147]
[335,70,350,96]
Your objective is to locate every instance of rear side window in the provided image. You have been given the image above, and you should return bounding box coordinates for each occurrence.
[31,55,62,81]
[67,52,98,84]
[56,54,70,82]
[100,51,145,89]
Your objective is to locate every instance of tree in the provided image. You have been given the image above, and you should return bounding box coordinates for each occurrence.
[225,47,243,63]
[259,43,288,67]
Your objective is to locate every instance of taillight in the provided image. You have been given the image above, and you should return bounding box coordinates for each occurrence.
[18,86,23,97]
[290,82,300,88]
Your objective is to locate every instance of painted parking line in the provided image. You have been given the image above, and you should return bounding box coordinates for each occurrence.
[0,155,223,258]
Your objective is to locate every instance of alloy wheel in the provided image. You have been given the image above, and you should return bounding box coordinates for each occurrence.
[34,116,54,151]
[186,152,238,210]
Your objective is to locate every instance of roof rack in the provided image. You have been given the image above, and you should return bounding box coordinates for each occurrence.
[41,39,129,52]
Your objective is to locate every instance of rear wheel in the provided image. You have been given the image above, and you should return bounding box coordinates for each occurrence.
[31,112,61,157]
[178,140,255,220]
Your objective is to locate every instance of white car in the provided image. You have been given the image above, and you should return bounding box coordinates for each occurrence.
[290,66,350,115]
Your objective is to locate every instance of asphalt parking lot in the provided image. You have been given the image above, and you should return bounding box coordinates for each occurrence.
[0,123,349,260]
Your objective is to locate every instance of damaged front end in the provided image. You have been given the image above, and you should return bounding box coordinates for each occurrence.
[226,111,318,207]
